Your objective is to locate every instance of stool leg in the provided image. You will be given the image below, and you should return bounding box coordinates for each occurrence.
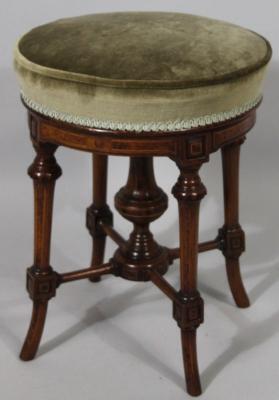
[172,166,206,397]
[87,154,112,282]
[20,142,62,361]
[220,140,250,308]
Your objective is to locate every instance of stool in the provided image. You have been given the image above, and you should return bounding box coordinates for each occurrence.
[14,12,272,396]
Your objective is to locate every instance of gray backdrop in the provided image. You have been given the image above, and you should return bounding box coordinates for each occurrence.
[0,1,278,399]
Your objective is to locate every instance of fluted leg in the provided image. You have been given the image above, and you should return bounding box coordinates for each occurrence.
[86,154,112,282]
[220,139,250,308]
[172,166,206,397]
[20,142,61,361]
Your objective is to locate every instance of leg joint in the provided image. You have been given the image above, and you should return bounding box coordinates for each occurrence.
[173,291,204,330]
[218,225,245,259]
[26,266,59,301]
[86,204,113,238]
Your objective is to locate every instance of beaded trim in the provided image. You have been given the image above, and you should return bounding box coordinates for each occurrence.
[21,92,261,133]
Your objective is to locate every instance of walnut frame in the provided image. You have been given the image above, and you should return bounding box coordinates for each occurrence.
[20,103,258,397]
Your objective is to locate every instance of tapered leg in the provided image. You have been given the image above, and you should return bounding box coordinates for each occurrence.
[20,142,61,361]
[220,139,250,308]
[86,154,112,282]
[172,166,206,397]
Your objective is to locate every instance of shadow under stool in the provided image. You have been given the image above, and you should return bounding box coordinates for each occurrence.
[14,12,272,397]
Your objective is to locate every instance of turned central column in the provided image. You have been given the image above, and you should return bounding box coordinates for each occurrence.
[114,157,169,281]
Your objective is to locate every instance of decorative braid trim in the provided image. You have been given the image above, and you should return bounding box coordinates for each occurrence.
[21,92,261,133]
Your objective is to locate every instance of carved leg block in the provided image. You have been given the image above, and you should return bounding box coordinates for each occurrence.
[173,292,204,331]
[26,266,58,302]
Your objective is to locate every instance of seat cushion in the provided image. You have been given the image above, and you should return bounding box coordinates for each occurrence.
[14,12,272,132]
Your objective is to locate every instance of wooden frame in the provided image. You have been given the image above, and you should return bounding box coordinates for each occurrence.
[20,103,257,397]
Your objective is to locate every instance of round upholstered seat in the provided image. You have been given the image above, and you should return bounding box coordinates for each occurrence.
[14,12,271,132]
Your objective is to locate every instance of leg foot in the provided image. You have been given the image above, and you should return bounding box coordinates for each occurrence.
[225,258,250,308]
[181,330,202,397]
[20,302,48,361]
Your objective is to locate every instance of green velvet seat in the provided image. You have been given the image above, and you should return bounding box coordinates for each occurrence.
[14,12,272,132]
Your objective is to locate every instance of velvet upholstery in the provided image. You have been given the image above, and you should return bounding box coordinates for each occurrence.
[14,12,272,132]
